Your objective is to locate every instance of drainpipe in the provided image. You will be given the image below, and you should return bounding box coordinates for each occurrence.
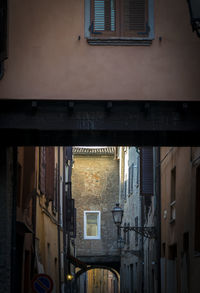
[63,147,71,293]
[155,147,161,293]
[11,147,17,293]
[141,195,144,293]
[0,62,5,80]
[58,147,62,293]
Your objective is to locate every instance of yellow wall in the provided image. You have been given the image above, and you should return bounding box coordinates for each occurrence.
[35,147,63,293]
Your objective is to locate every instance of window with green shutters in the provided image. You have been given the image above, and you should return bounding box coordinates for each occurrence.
[85,0,154,44]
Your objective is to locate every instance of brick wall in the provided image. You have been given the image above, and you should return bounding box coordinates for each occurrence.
[72,148,119,257]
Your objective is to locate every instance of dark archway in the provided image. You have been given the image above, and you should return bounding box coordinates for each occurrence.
[75,265,120,282]
[75,265,120,293]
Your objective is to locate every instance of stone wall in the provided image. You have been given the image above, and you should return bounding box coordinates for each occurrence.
[72,148,119,258]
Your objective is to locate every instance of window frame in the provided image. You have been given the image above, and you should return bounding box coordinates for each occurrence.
[84,211,101,240]
[85,0,154,45]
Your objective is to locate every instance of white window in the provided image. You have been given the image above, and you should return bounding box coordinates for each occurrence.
[84,211,101,239]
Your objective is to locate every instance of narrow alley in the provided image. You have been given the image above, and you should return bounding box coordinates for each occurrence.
[1,146,200,292]
[0,0,200,291]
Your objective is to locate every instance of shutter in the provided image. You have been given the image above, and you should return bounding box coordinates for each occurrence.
[128,166,131,194]
[53,164,58,212]
[66,198,75,235]
[0,0,7,62]
[39,147,46,194]
[130,164,134,193]
[140,147,153,196]
[66,147,72,161]
[45,147,55,201]
[91,0,117,36]
[70,208,76,238]
[93,0,105,31]
[122,0,148,37]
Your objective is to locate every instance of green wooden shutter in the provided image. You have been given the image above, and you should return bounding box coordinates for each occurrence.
[122,0,148,37]
[91,0,117,36]
[0,0,7,62]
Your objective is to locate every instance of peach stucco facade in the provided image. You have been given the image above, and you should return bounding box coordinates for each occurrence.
[0,0,200,101]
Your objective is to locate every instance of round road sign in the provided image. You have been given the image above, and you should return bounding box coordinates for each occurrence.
[32,274,53,293]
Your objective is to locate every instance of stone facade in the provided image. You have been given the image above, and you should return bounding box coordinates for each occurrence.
[72,147,119,261]
[119,147,143,293]
[118,147,158,293]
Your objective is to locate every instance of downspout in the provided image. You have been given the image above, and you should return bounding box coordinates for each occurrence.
[32,149,37,278]
[155,147,161,293]
[0,62,5,80]
[63,147,68,293]
[58,147,62,293]
[11,147,17,293]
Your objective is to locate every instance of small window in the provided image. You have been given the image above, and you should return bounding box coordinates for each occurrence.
[84,211,101,239]
[85,0,154,45]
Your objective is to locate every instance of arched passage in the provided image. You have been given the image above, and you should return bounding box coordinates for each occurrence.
[75,265,120,293]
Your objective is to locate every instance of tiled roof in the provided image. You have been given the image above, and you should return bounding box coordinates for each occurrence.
[73,147,116,155]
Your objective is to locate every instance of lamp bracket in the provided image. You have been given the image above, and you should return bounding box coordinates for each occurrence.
[120,226,156,239]
[122,250,142,257]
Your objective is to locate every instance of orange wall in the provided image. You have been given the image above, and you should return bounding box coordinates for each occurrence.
[0,0,200,101]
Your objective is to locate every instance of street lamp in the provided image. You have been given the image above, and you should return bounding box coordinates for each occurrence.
[187,0,200,37]
[111,203,156,239]
[111,203,123,227]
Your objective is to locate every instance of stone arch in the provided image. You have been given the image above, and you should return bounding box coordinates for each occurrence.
[75,265,120,282]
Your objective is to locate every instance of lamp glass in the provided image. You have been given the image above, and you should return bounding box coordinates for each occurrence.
[112,203,123,226]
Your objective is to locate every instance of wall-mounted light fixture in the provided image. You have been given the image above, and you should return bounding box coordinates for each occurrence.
[111,203,156,239]
[187,0,200,37]
[66,274,74,281]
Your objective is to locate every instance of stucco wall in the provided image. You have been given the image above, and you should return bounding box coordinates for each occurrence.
[161,147,200,293]
[0,0,200,101]
[72,151,119,257]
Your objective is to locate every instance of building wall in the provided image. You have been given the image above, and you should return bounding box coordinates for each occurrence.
[119,147,158,293]
[0,0,200,101]
[119,147,143,293]
[160,147,200,293]
[35,146,64,293]
[0,148,15,293]
[72,148,119,258]
[16,147,35,293]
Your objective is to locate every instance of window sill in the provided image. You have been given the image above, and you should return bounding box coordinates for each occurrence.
[87,38,152,46]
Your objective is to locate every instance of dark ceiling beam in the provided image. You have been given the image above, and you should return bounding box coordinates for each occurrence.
[0,100,200,146]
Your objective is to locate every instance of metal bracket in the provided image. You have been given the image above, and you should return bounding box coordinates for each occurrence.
[121,226,156,239]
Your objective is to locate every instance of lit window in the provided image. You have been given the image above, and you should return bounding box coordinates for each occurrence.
[84,211,101,239]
